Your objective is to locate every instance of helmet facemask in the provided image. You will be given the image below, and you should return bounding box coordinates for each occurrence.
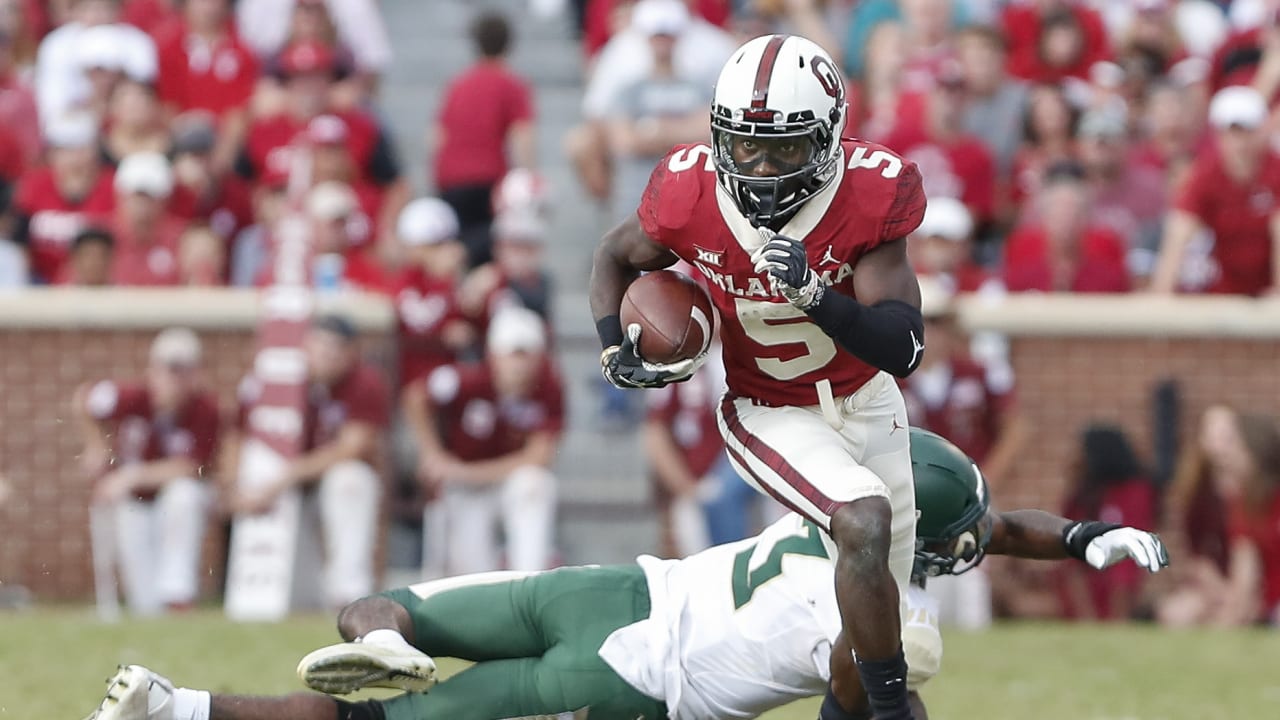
[711,104,842,229]
[912,511,994,584]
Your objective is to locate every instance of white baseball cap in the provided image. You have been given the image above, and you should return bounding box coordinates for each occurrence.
[493,209,546,245]
[150,327,202,367]
[632,0,690,37]
[43,113,98,149]
[486,305,547,354]
[1209,85,1267,130]
[306,181,358,221]
[397,197,459,246]
[78,25,126,72]
[915,196,973,242]
[115,152,174,198]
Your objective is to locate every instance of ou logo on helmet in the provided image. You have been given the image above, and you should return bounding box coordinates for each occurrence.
[810,55,843,101]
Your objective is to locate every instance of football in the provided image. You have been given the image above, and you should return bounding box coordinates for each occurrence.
[620,269,716,364]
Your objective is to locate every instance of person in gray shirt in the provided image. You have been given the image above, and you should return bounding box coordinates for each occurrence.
[957,25,1029,181]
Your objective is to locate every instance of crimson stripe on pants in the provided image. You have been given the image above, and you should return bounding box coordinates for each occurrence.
[724,443,829,530]
[719,395,845,519]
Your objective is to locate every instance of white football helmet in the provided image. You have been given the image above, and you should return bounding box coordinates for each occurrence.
[711,34,847,228]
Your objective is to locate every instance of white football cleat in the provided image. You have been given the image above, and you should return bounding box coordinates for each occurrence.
[297,639,438,695]
[83,665,174,720]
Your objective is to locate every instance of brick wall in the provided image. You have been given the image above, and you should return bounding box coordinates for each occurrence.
[0,291,395,601]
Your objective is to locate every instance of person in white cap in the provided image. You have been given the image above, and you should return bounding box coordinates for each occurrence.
[391,197,474,388]
[12,113,115,284]
[72,326,221,615]
[906,195,1000,296]
[402,305,564,575]
[459,207,554,325]
[110,151,189,286]
[1151,85,1280,296]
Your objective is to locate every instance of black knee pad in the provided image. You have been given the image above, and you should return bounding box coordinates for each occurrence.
[332,698,387,720]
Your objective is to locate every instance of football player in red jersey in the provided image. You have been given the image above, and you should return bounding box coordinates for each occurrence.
[590,34,928,720]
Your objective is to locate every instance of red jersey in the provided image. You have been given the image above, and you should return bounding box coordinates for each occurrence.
[1002,224,1131,293]
[1174,148,1280,296]
[424,361,565,463]
[433,61,533,190]
[15,168,117,283]
[84,379,221,482]
[393,267,471,386]
[639,140,926,406]
[155,23,260,119]
[109,214,189,286]
[168,176,253,241]
[238,362,390,460]
[241,110,385,186]
[0,75,40,169]
[646,355,726,478]
[880,125,996,223]
[1228,493,1280,618]
[123,0,181,38]
[899,356,1012,465]
[1001,3,1111,83]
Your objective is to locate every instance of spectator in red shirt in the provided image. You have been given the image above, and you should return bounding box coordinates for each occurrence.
[1130,80,1205,179]
[1001,0,1111,84]
[14,114,116,283]
[1057,425,1158,620]
[882,61,998,227]
[260,179,386,293]
[175,223,224,285]
[1009,82,1079,216]
[1152,86,1280,296]
[168,116,252,241]
[1003,161,1131,293]
[403,306,563,575]
[1159,408,1280,627]
[432,10,535,269]
[60,226,115,285]
[100,77,170,166]
[230,314,389,608]
[391,197,475,387]
[109,151,188,286]
[72,327,221,615]
[237,40,405,256]
[153,0,258,173]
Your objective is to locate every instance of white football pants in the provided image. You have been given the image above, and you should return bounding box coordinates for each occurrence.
[716,371,917,597]
[113,476,210,616]
[429,465,557,576]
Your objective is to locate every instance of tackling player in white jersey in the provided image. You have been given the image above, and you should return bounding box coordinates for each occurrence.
[85,429,1168,720]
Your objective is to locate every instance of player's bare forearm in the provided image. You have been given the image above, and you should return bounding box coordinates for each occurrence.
[455,432,558,483]
[1149,210,1198,293]
[987,509,1072,559]
[589,215,676,348]
[130,458,201,490]
[286,423,377,484]
[210,692,341,720]
[643,421,700,494]
[807,239,924,378]
[829,498,903,653]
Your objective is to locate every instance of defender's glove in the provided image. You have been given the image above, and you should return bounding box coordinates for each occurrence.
[1063,521,1170,573]
[601,323,705,389]
[751,232,825,311]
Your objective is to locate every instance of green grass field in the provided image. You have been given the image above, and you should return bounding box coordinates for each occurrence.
[5,609,1278,720]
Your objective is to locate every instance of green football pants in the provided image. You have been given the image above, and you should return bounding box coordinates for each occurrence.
[376,564,668,720]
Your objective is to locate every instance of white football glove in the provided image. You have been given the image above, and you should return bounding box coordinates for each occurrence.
[750,231,825,311]
[600,323,707,389]
[1083,526,1170,573]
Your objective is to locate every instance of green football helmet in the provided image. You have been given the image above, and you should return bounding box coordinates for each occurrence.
[910,428,994,582]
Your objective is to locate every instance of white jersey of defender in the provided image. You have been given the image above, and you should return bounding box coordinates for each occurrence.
[598,513,942,720]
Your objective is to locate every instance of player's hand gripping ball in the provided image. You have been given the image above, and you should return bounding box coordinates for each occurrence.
[602,270,714,389]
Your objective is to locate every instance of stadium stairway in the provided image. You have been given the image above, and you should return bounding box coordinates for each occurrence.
[381,0,659,570]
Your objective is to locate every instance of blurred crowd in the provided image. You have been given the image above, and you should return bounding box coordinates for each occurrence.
[3,0,1277,627]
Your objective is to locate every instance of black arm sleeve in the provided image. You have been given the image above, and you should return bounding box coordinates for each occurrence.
[804,292,925,378]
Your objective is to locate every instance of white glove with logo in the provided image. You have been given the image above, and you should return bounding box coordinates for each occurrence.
[750,231,825,311]
[1064,521,1170,573]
